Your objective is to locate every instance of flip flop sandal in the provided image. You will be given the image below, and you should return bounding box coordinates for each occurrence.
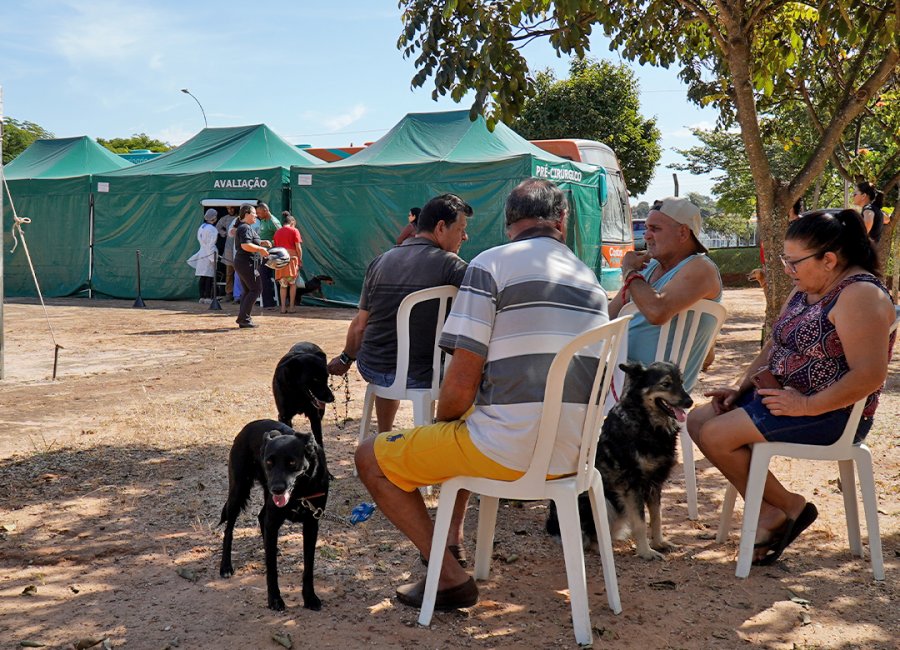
[754,502,819,566]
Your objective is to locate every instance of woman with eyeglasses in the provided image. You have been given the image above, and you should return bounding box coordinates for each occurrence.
[852,181,885,243]
[686,209,895,566]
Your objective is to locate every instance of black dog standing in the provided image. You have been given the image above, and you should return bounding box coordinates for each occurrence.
[219,420,329,611]
[272,342,335,447]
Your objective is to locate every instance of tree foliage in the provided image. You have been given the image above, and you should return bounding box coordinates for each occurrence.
[96,134,173,154]
[398,0,899,324]
[512,57,661,194]
[1,118,54,164]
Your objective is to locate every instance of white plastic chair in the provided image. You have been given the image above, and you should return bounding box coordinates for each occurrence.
[357,285,458,442]
[716,312,899,579]
[418,316,631,647]
[620,299,727,520]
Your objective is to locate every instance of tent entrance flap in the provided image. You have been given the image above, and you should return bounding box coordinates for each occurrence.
[200,198,258,207]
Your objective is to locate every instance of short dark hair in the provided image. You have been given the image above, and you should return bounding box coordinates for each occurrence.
[257,202,270,212]
[416,194,472,232]
[505,178,568,226]
[787,209,879,276]
[410,207,421,218]
[239,203,256,218]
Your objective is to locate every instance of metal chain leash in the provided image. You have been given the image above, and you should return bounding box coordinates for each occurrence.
[328,374,352,430]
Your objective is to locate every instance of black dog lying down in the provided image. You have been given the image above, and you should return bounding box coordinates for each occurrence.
[296,274,334,304]
[547,361,692,560]
[219,419,329,611]
[272,342,334,447]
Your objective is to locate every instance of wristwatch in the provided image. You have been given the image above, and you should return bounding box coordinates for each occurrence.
[339,351,355,365]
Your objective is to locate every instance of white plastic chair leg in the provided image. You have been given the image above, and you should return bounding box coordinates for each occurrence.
[587,473,622,614]
[410,393,436,495]
[418,482,460,626]
[838,459,862,556]
[473,496,499,581]
[354,386,377,477]
[554,492,593,646]
[853,447,885,580]
[680,423,699,520]
[716,484,738,543]
[735,449,772,578]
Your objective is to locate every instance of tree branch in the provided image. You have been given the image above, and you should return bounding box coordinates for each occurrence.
[747,0,794,30]
[674,0,728,50]
[788,46,900,198]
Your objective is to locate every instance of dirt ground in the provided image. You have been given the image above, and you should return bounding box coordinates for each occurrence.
[0,288,897,650]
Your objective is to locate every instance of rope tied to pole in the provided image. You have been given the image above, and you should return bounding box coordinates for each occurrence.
[2,172,64,378]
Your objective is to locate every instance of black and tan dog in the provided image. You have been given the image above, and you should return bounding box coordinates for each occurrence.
[272,342,334,447]
[219,419,329,611]
[296,274,334,305]
[547,361,693,560]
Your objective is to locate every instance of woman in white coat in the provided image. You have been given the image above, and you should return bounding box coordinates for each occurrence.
[187,208,219,303]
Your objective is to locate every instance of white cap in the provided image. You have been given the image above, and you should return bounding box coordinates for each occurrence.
[654,196,706,253]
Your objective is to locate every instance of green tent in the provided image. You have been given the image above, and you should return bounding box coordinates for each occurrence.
[290,110,606,305]
[91,125,322,299]
[2,136,131,297]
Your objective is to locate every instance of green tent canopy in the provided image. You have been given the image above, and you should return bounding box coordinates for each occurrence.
[91,124,322,299]
[2,136,131,297]
[291,110,606,305]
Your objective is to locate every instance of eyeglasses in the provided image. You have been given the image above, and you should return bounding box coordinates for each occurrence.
[779,252,820,273]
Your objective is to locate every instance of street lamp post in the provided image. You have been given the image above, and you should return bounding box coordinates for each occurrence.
[180,88,208,128]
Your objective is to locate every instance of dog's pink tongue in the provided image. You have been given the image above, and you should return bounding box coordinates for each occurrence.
[674,407,687,423]
[272,493,289,508]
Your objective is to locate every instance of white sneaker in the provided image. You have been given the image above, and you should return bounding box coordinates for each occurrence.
[199,298,212,304]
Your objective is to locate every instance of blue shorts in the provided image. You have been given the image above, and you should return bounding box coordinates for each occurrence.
[738,391,873,445]
[357,358,431,390]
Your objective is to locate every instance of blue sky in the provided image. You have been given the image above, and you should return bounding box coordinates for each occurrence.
[0,0,719,202]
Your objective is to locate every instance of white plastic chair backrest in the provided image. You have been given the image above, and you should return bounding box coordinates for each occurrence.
[515,315,631,495]
[389,285,459,394]
[826,311,900,452]
[620,299,726,389]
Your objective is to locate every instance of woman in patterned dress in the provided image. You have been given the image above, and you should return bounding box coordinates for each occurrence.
[687,209,896,565]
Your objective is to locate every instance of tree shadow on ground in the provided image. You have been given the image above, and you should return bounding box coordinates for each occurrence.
[1,433,896,649]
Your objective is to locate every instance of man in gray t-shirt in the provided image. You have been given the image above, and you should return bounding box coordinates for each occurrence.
[328,194,471,433]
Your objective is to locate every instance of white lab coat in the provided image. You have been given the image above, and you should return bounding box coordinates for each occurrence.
[186,222,218,277]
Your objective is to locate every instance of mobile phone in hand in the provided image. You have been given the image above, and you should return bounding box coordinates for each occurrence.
[752,368,782,390]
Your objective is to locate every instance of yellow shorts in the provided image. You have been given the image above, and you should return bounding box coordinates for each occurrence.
[373,419,523,492]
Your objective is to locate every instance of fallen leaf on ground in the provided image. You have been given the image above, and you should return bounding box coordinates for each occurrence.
[649,580,676,590]
[175,568,197,582]
[18,640,46,648]
[73,638,105,649]
[271,631,292,648]
[368,598,393,614]
[21,585,37,596]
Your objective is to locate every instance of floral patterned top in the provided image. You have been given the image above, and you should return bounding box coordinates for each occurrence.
[768,273,894,418]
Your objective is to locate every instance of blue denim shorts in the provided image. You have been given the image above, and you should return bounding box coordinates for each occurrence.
[738,390,873,445]
[357,358,431,390]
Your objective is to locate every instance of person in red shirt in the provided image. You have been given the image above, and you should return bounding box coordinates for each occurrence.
[273,212,303,313]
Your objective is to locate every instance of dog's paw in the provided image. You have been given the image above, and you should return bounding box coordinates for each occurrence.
[636,546,666,561]
[651,538,676,553]
[267,594,286,611]
[219,563,234,579]
[303,592,322,611]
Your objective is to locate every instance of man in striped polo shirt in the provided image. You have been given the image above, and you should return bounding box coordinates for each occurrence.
[355,178,609,611]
